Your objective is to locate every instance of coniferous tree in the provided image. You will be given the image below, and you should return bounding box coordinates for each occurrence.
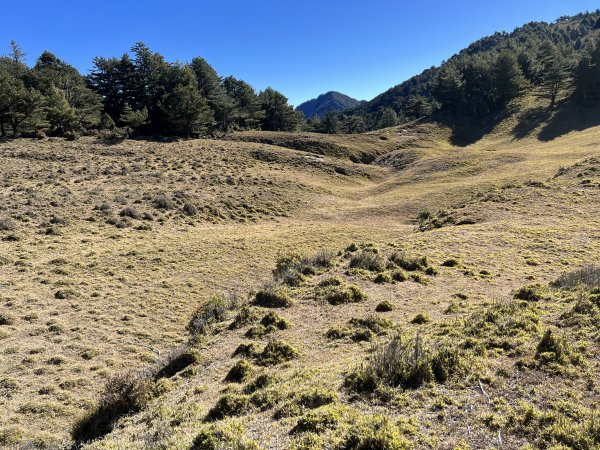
[377,107,398,128]
[258,87,299,131]
[222,76,263,129]
[100,112,116,130]
[323,111,340,134]
[492,50,528,106]
[45,87,78,134]
[159,81,211,138]
[538,41,570,109]
[574,37,600,104]
[121,104,148,137]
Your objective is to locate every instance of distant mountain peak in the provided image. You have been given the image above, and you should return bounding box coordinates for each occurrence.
[296,91,362,119]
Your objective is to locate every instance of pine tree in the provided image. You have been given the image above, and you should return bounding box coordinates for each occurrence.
[45,87,78,134]
[377,107,398,128]
[492,50,528,106]
[538,41,570,109]
[258,88,299,131]
[159,82,211,138]
[100,112,116,130]
[574,37,600,105]
[322,111,340,134]
[121,104,148,137]
[433,63,465,110]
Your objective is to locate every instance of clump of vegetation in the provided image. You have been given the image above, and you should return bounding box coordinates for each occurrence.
[535,329,581,367]
[350,316,394,335]
[0,313,16,326]
[243,374,274,394]
[0,219,15,232]
[319,276,344,287]
[389,252,429,272]
[325,284,367,305]
[391,269,408,282]
[254,284,293,308]
[349,249,386,272]
[191,421,261,450]
[514,284,547,301]
[340,415,411,450]
[552,265,600,289]
[374,272,392,284]
[275,388,338,419]
[154,347,200,379]
[345,335,465,393]
[441,258,461,267]
[246,311,289,338]
[205,394,251,421]
[291,406,341,434]
[410,313,431,324]
[375,300,395,312]
[256,339,299,366]
[72,370,156,443]
[119,206,140,219]
[233,342,259,358]
[188,294,227,335]
[229,306,260,330]
[273,250,336,286]
[225,360,254,383]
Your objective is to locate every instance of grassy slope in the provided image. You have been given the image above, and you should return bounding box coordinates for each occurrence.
[0,103,599,447]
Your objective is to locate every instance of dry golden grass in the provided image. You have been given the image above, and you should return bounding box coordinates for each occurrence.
[1,105,600,448]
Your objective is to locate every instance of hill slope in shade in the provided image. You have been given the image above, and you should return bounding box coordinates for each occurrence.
[296,91,362,118]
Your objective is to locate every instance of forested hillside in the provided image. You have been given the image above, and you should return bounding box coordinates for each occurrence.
[318,10,600,133]
[0,42,303,139]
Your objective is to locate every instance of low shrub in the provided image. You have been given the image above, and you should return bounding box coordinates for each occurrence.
[389,252,429,272]
[233,342,259,358]
[225,360,254,383]
[291,406,341,434]
[229,306,260,330]
[243,374,274,394]
[0,219,15,232]
[260,311,289,330]
[535,329,581,366]
[345,335,465,393]
[256,339,298,366]
[188,294,227,335]
[319,276,344,287]
[374,272,392,284]
[350,250,386,272]
[119,206,140,219]
[350,316,394,335]
[154,347,200,379]
[391,270,408,282]
[375,301,395,312]
[326,284,367,305]
[72,370,155,443]
[514,284,547,301]
[441,258,461,267]
[205,394,251,421]
[191,421,261,450]
[254,284,293,308]
[410,313,431,325]
[340,415,411,450]
[153,194,175,210]
[0,313,15,326]
[552,265,600,289]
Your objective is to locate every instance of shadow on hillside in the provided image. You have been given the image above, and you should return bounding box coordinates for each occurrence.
[537,101,600,142]
[512,106,551,140]
[431,109,512,147]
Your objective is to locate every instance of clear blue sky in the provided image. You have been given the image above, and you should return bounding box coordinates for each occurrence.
[2,0,599,106]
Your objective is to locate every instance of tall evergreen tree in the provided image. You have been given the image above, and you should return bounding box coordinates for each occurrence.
[159,80,211,137]
[492,50,528,106]
[538,41,570,109]
[258,87,299,131]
